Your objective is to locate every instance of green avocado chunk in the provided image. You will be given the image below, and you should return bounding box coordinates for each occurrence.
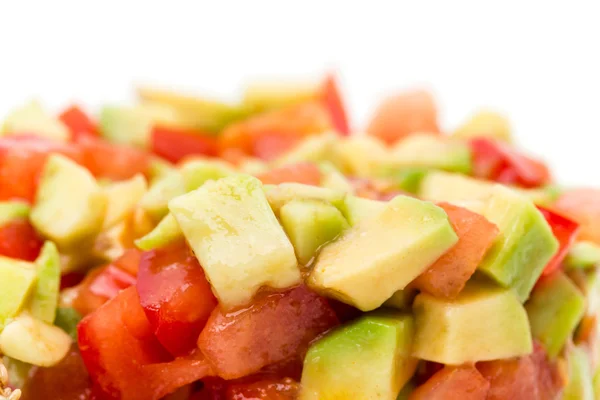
[412,281,532,364]
[526,271,586,358]
[279,199,349,266]
[274,133,338,166]
[341,196,387,226]
[29,242,61,324]
[318,162,354,193]
[169,175,300,309]
[563,345,594,400]
[53,307,82,340]
[135,213,183,251]
[420,172,558,302]
[0,256,37,330]
[31,154,107,250]
[308,195,457,311]
[1,100,69,141]
[378,167,429,194]
[264,183,347,214]
[139,171,187,222]
[300,311,417,400]
[566,241,600,270]
[333,136,390,177]
[179,159,235,192]
[0,201,30,226]
[102,174,148,228]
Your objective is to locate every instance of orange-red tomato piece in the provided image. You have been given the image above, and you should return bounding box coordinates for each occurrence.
[409,365,490,400]
[198,286,339,379]
[77,136,150,181]
[258,162,322,186]
[225,378,299,400]
[413,203,499,298]
[320,74,350,135]
[367,90,440,145]
[0,219,44,261]
[151,126,218,164]
[554,188,600,245]
[59,105,99,140]
[537,206,579,276]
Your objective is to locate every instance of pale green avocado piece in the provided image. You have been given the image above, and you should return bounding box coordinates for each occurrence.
[273,132,338,166]
[333,136,390,177]
[452,110,512,142]
[318,162,354,193]
[378,167,429,194]
[2,356,33,389]
[31,154,107,250]
[179,159,235,192]
[566,241,600,270]
[593,367,600,400]
[412,280,532,364]
[384,289,417,310]
[279,199,349,266]
[388,133,472,174]
[99,103,181,147]
[148,157,176,183]
[300,311,417,400]
[515,185,563,207]
[29,242,61,324]
[264,183,347,214]
[169,174,300,309]
[563,345,594,400]
[139,171,186,222]
[243,80,319,112]
[308,195,458,311]
[0,201,30,226]
[526,271,585,358]
[53,307,82,340]
[0,256,37,330]
[135,213,183,251]
[238,158,269,176]
[341,196,387,226]
[420,173,559,302]
[102,174,148,228]
[1,100,69,141]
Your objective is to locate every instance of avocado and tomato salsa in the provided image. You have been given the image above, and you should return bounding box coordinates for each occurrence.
[0,76,598,399]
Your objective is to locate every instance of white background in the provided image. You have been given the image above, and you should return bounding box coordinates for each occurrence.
[1,1,599,185]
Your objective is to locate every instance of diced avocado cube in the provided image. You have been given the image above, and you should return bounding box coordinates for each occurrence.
[0,256,37,330]
[169,175,300,309]
[388,133,472,174]
[384,289,417,310]
[243,80,319,112]
[452,110,512,142]
[526,271,586,358]
[341,196,387,226]
[563,345,594,400]
[29,242,61,324]
[1,100,69,141]
[413,281,532,364]
[265,183,347,214]
[100,103,180,147]
[280,199,349,266]
[102,174,148,228]
[333,136,390,177]
[139,171,186,222]
[135,213,183,251]
[238,158,268,176]
[53,307,82,340]
[0,314,71,367]
[274,132,338,166]
[566,241,600,270]
[31,155,107,250]
[378,167,429,194]
[148,157,176,183]
[308,195,457,311]
[300,312,417,400]
[318,162,354,193]
[0,201,30,226]
[515,185,563,207]
[179,159,235,192]
[421,173,559,302]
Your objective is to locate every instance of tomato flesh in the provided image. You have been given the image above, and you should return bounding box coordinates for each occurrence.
[0,219,44,261]
[198,286,339,379]
[409,365,490,400]
[413,203,499,298]
[137,243,217,356]
[77,136,150,181]
[151,126,218,164]
[554,188,600,245]
[225,378,299,400]
[321,74,349,135]
[537,206,579,276]
[59,105,99,140]
[258,162,321,186]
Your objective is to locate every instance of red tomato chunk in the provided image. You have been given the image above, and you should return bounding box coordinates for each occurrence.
[0,219,44,261]
[537,206,579,276]
[258,162,322,186]
[409,365,490,400]
[151,126,218,163]
[59,105,99,140]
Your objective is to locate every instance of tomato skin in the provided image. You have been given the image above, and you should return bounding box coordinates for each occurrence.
[554,189,600,245]
[258,162,321,186]
[225,378,299,400]
[151,126,218,164]
[137,243,217,356]
[0,219,44,261]
[77,136,150,181]
[321,74,350,135]
[198,286,339,379]
[59,105,99,140]
[413,203,499,298]
[367,90,440,145]
[470,138,551,188]
[409,365,490,400]
[537,206,579,276]
[88,265,137,300]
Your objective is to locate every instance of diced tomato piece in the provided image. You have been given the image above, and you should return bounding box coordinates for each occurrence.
[198,286,339,379]
[537,206,579,276]
[409,365,490,400]
[258,162,322,186]
[554,189,600,245]
[77,136,150,181]
[20,345,93,400]
[151,126,218,164]
[78,287,213,400]
[225,378,299,400]
[59,105,99,140]
[0,136,83,202]
[413,203,499,298]
[219,102,332,161]
[321,74,350,135]
[60,271,86,290]
[366,90,439,145]
[113,248,143,276]
[88,265,136,300]
[0,219,44,261]
[137,243,217,356]
[73,268,111,316]
[470,138,551,188]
